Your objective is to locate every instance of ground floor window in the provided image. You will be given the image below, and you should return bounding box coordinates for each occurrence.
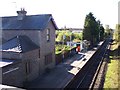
[25,62,30,75]
[45,53,52,65]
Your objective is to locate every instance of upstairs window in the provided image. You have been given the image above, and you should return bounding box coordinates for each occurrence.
[47,28,50,42]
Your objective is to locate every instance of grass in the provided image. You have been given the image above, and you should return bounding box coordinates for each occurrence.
[104,41,120,89]
[104,60,119,88]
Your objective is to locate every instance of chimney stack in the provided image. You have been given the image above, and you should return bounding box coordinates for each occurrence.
[17,8,27,20]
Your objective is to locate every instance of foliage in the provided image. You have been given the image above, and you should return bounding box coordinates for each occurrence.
[104,42,120,88]
[104,25,114,38]
[114,24,120,44]
[56,30,71,42]
[56,30,60,38]
[99,25,105,41]
[73,32,83,41]
[104,60,119,88]
[56,31,64,42]
[56,30,82,43]
[83,12,102,46]
[83,12,94,42]
[55,45,71,54]
[73,39,81,43]
[105,25,110,36]
[104,32,108,38]
[55,30,82,54]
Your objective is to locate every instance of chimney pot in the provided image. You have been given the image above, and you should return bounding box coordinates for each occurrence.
[17,8,27,20]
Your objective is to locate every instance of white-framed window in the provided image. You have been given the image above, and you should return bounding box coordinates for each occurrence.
[46,28,50,42]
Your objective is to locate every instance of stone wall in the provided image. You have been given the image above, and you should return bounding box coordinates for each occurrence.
[2,61,24,87]
[21,49,40,82]
[39,20,56,73]
[1,51,22,60]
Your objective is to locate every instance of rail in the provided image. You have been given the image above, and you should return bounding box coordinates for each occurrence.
[64,38,111,89]
[89,42,111,89]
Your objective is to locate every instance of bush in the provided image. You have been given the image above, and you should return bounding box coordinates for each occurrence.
[73,32,83,41]
[55,45,71,54]
[56,50,62,55]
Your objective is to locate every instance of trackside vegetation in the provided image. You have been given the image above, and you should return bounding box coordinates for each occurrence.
[104,26,120,89]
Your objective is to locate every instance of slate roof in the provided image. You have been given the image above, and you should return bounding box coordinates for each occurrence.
[1,14,58,30]
[0,35,39,53]
[0,59,14,68]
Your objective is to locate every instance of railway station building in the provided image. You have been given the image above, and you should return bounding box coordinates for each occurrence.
[0,8,58,87]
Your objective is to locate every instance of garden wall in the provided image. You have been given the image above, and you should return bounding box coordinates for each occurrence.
[55,47,76,65]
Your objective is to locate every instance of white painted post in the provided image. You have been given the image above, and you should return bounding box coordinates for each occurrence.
[70,33,72,56]
[62,34,66,60]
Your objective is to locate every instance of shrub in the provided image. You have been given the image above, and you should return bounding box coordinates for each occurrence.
[55,45,71,54]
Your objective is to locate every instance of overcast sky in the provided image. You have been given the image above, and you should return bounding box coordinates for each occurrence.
[0,0,119,29]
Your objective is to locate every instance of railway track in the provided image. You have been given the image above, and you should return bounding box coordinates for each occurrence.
[89,43,111,89]
[64,38,111,89]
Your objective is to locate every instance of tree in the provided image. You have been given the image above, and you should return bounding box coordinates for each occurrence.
[56,30,73,43]
[73,32,82,41]
[105,25,111,37]
[99,25,105,41]
[97,20,105,41]
[56,32,64,42]
[83,12,100,46]
[104,25,114,38]
[96,20,101,41]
